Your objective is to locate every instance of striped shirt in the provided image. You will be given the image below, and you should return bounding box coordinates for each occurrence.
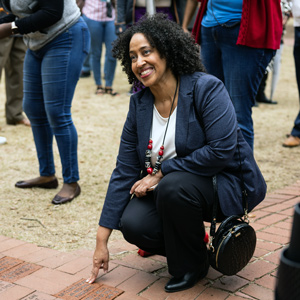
[82,0,115,22]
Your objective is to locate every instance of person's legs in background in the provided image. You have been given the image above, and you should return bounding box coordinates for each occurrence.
[283,26,300,147]
[201,25,274,150]
[22,49,56,180]
[0,36,29,127]
[82,14,105,95]
[255,72,278,105]
[103,20,118,95]
[0,37,11,144]
[20,19,90,203]
[44,20,89,202]
[5,36,30,126]
[80,51,92,78]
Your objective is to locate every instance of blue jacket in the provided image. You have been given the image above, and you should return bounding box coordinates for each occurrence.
[99,72,267,229]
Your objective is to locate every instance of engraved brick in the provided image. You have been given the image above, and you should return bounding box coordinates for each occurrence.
[0,280,14,293]
[0,256,24,274]
[22,292,58,300]
[54,278,102,299]
[0,262,42,283]
[81,284,123,300]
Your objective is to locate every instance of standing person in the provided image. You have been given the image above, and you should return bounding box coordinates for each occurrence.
[115,0,183,33]
[0,0,90,204]
[182,0,282,149]
[87,14,267,293]
[0,7,29,126]
[256,0,293,106]
[283,0,300,147]
[82,0,119,96]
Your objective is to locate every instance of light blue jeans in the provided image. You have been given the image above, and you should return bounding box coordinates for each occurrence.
[23,18,90,183]
[82,14,117,87]
[201,24,275,149]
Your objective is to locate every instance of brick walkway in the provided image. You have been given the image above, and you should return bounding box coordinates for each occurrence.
[0,182,299,300]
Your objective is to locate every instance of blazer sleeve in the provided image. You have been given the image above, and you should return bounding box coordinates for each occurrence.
[161,75,238,177]
[15,0,64,34]
[99,97,142,230]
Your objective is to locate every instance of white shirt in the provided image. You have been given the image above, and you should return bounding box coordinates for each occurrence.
[292,0,300,27]
[150,105,177,167]
[82,0,115,22]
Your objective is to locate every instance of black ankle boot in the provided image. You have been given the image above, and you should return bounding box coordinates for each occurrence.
[164,260,209,293]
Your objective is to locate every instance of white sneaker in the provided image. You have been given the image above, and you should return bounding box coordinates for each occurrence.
[0,136,7,145]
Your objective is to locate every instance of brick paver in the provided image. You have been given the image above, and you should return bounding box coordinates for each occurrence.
[0,181,299,299]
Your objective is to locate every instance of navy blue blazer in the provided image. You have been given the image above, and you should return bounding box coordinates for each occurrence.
[100,72,267,229]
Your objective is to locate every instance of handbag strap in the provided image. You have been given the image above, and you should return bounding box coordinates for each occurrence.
[192,80,249,240]
[209,144,249,238]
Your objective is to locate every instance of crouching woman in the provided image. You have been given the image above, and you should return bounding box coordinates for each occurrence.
[87,13,267,293]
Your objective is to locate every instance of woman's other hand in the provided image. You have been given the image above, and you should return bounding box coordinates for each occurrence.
[86,226,112,284]
[130,170,163,197]
[0,23,13,39]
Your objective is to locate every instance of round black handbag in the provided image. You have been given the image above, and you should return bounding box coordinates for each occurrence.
[208,215,256,275]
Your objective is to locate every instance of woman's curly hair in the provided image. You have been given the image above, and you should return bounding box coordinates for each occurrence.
[112,13,206,87]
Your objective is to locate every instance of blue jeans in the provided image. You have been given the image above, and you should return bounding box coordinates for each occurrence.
[82,14,117,87]
[201,25,275,149]
[23,18,90,183]
[291,27,300,137]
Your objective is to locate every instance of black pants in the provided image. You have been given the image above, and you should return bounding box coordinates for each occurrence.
[119,171,225,277]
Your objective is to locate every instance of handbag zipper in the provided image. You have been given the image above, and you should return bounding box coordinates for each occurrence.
[215,226,238,268]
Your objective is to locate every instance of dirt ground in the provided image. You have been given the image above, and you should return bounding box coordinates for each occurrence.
[0,22,300,252]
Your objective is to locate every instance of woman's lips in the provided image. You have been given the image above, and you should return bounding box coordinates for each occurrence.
[140,68,153,78]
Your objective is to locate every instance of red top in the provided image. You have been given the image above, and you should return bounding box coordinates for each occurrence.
[192,0,283,50]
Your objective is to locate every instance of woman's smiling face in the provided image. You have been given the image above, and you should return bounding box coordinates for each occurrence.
[129,33,170,88]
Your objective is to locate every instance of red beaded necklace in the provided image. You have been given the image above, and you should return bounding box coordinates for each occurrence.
[145,79,179,175]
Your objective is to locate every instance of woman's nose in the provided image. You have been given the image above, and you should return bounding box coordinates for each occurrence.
[136,56,145,67]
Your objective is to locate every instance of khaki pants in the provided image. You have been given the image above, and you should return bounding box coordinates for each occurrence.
[0,36,27,124]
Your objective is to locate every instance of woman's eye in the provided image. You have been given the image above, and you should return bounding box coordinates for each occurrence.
[130,55,137,62]
[144,49,151,55]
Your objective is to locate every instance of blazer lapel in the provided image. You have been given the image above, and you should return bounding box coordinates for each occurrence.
[136,89,154,165]
[175,75,197,157]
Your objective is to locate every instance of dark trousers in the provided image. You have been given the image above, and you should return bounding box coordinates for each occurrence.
[120,171,224,277]
[292,27,300,137]
[0,36,27,124]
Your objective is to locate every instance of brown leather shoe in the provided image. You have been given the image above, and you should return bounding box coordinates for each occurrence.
[17,119,31,127]
[52,184,81,205]
[282,135,300,147]
[15,178,58,189]
[7,118,31,127]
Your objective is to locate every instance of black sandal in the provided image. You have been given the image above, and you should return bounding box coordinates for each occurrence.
[95,85,105,95]
[105,87,119,96]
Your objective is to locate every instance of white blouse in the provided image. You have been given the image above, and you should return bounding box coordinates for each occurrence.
[150,104,177,167]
